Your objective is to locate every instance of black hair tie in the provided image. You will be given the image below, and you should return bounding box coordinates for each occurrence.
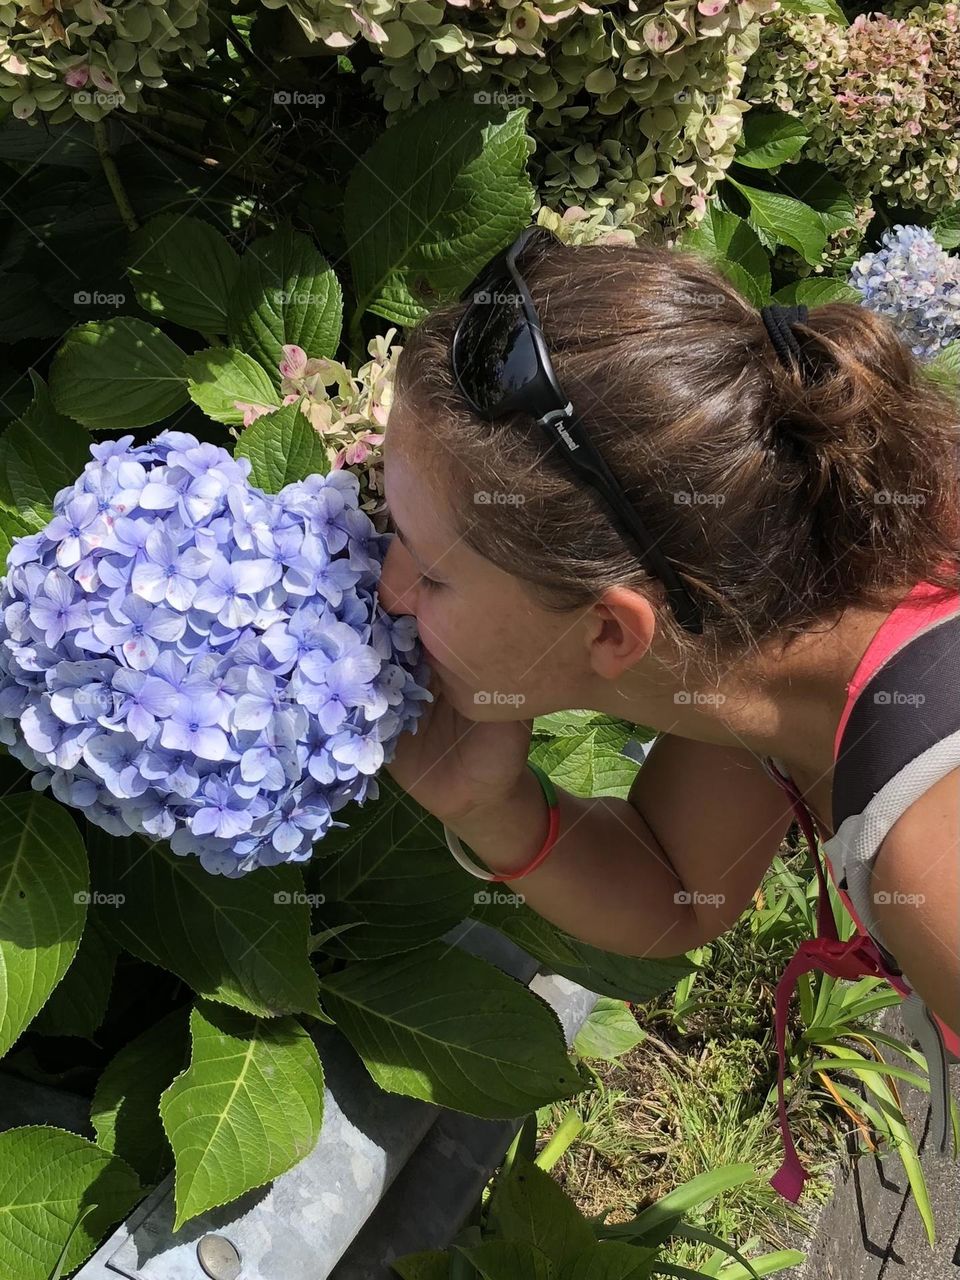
[760,302,819,383]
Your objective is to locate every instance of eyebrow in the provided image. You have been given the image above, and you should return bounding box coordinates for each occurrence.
[386,512,425,564]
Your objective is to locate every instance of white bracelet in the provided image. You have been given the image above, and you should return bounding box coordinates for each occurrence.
[443,823,500,881]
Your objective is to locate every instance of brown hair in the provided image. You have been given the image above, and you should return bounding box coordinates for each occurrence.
[391,234,960,679]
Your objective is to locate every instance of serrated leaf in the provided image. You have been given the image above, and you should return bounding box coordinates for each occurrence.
[86,828,321,1018]
[91,1004,190,1185]
[126,213,241,336]
[0,793,88,1058]
[0,1125,140,1280]
[932,203,960,252]
[183,346,281,426]
[678,204,770,307]
[318,942,590,1117]
[344,100,535,329]
[159,1000,324,1231]
[726,179,827,265]
[456,1241,555,1280]
[772,278,862,307]
[769,163,858,239]
[923,341,960,394]
[573,997,646,1061]
[306,775,476,959]
[0,507,40,562]
[48,318,189,430]
[565,1242,658,1280]
[227,224,343,372]
[775,0,848,23]
[487,1155,595,1267]
[473,900,696,1002]
[0,370,91,527]
[234,400,330,492]
[528,713,641,798]
[30,908,118,1039]
[734,111,809,170]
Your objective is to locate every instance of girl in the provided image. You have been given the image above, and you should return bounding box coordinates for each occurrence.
[375,224,960,1199]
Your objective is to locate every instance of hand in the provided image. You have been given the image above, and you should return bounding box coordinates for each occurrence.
[383,667,533,825]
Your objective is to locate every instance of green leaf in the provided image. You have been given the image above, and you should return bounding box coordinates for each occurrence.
[487,1155,594,1268]
[0,793,88,1059]
[774,0,848,23]
[573,998,646,1061]
[932,203,960,252]
[344,100,535,329]
[393,1252,453,1280]
[159,1000,324,1231]
[678,205,770,308]
[234,400,330,492]
[91,1005,190,1185]
[772,278,862,307]
[30,909,118,1040]
[769,164,858,240]
[528,712,642,799]
[0,1125,140,1280]
[227,224,343,373]
[734,111,809,170]
[455,1241,555,1280]
[565,1242,658,1280]
[0,507,41,562]
[306,775,476,959]
[0,273,69,342]
[0,371,91,527]
[317,942,591,1118]
[472,900,695,1002]
[705,1250,806,1278]
[48,318,189,430]
[126,213,241,336]
[86,828,321,1018]
[923,342,960,395]
[183,346,281,426]
[726,179,827,266]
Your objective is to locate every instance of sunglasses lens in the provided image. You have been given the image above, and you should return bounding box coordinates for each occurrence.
[454,288,542,415]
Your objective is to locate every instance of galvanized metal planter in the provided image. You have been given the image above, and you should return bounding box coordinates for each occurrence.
[0,919,600,1280]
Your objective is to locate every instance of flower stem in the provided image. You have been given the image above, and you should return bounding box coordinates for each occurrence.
[94,121,138,233]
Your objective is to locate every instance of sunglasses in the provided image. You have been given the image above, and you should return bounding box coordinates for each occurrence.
[451,225,704,636]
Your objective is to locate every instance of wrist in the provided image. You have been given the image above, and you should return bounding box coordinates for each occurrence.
[444,766,552,877]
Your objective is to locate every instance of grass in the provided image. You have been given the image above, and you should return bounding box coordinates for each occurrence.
[535,832,848,1273]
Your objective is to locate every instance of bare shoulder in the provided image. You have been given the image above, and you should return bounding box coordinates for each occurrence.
[871,766,960,1033]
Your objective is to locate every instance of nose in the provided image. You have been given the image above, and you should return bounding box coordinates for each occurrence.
[378,536,418,618]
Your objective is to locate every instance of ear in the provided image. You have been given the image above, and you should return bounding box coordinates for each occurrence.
[870,766,960,1037]
[586,586,657,680]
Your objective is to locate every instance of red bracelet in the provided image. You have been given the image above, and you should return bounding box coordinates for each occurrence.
[442,761,561,882]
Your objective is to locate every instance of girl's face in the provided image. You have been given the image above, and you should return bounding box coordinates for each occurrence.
[378,434,592,721]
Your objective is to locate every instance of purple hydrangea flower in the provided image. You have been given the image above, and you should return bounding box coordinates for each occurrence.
[0,429,432,876]
[849,224,960,360]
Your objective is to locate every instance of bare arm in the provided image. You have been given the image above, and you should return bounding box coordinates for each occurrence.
[445,733,798,957]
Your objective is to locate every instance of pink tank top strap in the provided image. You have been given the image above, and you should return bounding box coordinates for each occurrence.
[833,575,960,763]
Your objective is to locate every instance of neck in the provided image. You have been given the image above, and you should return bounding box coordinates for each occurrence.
[599,601,902,779]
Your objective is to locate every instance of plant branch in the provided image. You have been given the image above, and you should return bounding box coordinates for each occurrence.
[94,121,138,233]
